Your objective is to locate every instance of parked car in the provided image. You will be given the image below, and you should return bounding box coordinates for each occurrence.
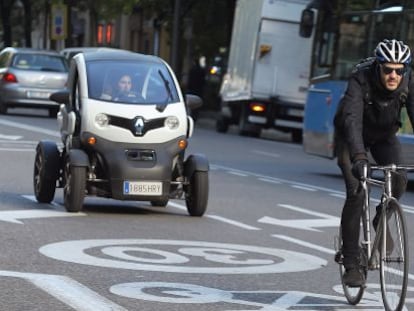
[33,49,209,216]
[0,47,68,117]
[60,47,119,61]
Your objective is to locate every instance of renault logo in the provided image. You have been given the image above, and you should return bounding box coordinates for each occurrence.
[134,117,145,136]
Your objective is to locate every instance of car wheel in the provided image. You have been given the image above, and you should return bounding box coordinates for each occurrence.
[215,117,229,133]
[49,107,59,118]
[150,199,169,207]
[33,141,60,203]
[185,171,208,216]
[0,103,7,114]
[291,129,303,143]
[64,162,86,212]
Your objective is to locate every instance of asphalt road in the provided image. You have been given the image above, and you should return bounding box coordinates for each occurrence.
[0,108,413,311]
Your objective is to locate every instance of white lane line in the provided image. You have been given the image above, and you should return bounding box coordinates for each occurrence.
[0,209,86,224]
[0,134,22,140]
[0,119,59,137]
[291,185,317,192]
[0,270,127,311]
[212,164,414,213]
[206,215,261,230]
[258,177,281,184]
[228,171,248,177]
[252,150,280,158]
[168,201,261,230]
[211,164,343,194]
[0,140,38,144]
[273,234,336,255]
[329,193,346,199]
[0,148,35,152]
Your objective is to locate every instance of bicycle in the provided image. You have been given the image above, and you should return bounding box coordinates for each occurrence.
[334,163,414,311]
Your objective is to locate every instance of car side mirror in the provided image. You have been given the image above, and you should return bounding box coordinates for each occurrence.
[186,94,203,110]
[50,90,70,105]
[299,9,315,38]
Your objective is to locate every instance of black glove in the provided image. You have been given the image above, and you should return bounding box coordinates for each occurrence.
[352,159,370,180]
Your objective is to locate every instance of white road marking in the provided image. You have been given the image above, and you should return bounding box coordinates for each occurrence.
[228,171,248,177]
[252,150,280,158]
[168,201,260,230]
[211,164,342,193]
[206,215,261,230]
[39,239,326,274]
[258,204,340,232]
[0,195,86,224]
[0,270,127,311]
[329,193,346,199]
[212,164,414,212]
[0,119,59,137]
[291,185,317,191]
[258,177,281,184]
[0,209,86,224]
[0,133,22,140]
[111,281,387,309]
[272,234,336,255]
[0,148,35,152]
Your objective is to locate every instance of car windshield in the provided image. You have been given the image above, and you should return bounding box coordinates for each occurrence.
[87,60,180,106]
[12,53,68,72]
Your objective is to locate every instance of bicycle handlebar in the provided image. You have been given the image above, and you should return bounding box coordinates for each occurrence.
[370,164,414,172]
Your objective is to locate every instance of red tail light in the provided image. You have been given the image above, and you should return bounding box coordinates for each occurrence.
[3,72,17,83]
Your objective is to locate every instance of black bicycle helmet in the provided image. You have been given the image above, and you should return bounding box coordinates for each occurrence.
[374,39,411,65]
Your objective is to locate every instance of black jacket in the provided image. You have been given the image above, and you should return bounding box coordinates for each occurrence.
[334,63,414,160]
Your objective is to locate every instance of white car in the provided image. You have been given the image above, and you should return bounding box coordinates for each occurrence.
[33,49,209,216]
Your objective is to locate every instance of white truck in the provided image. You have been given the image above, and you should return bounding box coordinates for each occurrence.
[216,0,313,142]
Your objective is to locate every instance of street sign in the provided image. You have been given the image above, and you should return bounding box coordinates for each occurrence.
[50,3,67,40]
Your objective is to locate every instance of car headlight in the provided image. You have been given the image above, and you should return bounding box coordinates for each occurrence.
[165,116,179,130]
[95,113,109,127]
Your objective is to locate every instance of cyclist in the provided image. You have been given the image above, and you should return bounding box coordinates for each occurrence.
[333,39,414,287]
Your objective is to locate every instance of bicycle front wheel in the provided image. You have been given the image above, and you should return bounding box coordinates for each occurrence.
[380,198,409,311]
[337,225,366,305]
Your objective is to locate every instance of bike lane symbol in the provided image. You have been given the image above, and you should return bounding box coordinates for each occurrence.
[110,281,391,310]
[39,239,326,274]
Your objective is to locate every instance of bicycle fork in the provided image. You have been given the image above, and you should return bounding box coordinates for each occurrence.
[366,169,393,269]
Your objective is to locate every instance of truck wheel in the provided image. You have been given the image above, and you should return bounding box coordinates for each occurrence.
[216,117,229,133]
[0,103,7,114]
[33,141,60,203]
[64,162,86,212]
[238,108,261,137]
[291,129,303,143]
[185,171,209,217]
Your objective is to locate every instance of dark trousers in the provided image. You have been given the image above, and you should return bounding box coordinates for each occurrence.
[336,135,407,268]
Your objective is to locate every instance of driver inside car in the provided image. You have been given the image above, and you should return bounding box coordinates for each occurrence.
[101,73,142,102]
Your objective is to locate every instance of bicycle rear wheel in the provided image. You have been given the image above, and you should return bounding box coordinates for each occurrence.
[380,198,409,311]
[336,225,366,305]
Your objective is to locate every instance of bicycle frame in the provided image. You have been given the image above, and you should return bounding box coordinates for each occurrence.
[361,165,393,269]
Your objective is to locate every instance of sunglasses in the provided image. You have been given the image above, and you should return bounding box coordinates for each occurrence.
[381,65,406,76]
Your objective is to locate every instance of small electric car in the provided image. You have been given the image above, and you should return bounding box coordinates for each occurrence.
[33,49,209,216]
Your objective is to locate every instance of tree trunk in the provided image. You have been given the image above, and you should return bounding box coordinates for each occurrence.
[0,0,13,47]
[22,0,32,47]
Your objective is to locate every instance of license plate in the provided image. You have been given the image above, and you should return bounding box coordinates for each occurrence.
[27,91,50,99]
[123,181,162,195]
